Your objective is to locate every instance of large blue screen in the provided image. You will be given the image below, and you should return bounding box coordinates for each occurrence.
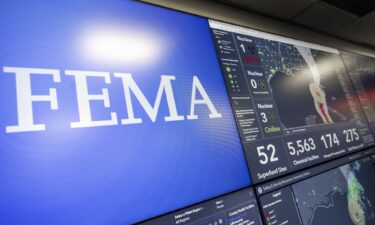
[0,0,251,224]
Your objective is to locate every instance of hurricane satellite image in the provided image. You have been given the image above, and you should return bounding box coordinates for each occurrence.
[254,38,353,129]
[292,157,375,225]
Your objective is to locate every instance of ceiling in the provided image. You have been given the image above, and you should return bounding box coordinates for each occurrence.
[218,0,375,49]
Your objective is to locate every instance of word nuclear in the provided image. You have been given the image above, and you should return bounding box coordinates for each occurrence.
[3,67,222,133]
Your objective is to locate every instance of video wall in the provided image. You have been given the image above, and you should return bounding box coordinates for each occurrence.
[0,1,375,225]
[341,52,375,135]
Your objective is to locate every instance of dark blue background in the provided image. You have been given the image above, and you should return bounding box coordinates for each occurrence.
[0,0,251,224]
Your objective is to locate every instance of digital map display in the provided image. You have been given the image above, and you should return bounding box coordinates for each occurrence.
[293,156,375,225]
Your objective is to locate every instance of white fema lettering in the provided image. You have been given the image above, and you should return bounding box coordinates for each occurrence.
[3,67,222,133]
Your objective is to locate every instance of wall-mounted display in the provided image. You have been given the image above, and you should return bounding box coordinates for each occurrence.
[0,2,251,224]
[341,52,375,136]
[209,20,375,183]
[139,188,263,225]
[256,148,375,225]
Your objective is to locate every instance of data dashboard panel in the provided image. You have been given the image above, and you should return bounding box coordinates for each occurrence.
[139,187,263,225]
[341,52,375,135]
[209,20,375,183]
[256,148,375,225]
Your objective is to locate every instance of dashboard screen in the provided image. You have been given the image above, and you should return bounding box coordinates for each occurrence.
[139,188,263,225]
[341,52,375,135]
[256,149,375,225]
[209,20,375,183]
[0,1,251,224]
[293,156,375,225]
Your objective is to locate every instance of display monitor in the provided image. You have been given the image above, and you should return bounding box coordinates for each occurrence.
[209,20,375,183]
[0,1,251,224]
[139,188,263,225]
[256,148,375,225]
[341,52,375,135]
